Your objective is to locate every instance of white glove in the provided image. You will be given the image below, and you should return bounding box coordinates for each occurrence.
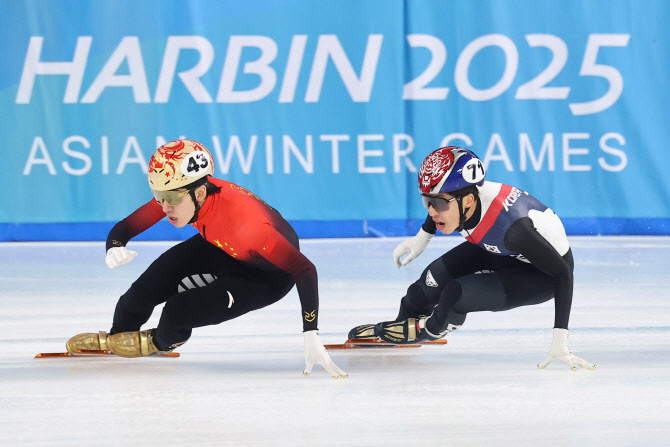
[393,228,434,268]
[538,328,596,371]
[303,330,348,379]
[105,246,138,269]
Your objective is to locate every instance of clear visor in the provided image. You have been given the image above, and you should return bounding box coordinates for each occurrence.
[153,189,191,206]
[421,194,458,212]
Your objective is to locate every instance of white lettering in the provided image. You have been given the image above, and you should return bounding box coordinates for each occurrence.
[320,135,350,174]
[520,133,555,171]
[393,134,416,173]
[358,134,385,173]
[403,34,449,100]
[155,36,214,103]
[569,34,630,115]
[17,36,91,104]
[211,135,258,174]
[279,35,308,103]
[563,133,591,171]
[515,35,569,100]
[62,136,92,175]
[455,34,518,101]
[265,135,274,174]
[101,136,109,174]
[15,32,631,113]
[306,35,383,102]
[502,187,523,212]
[20,132,627,179]
[217,36,277,103]
[598,132,627,172]
[283,135,313,173]
[23,137,56,175]
[116,137,147,174]
[81,37,150,103]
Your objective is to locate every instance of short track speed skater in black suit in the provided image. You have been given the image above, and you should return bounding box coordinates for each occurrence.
[350,146,595,371]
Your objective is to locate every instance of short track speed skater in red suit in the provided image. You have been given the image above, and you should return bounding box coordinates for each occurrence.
[62,139,346,379]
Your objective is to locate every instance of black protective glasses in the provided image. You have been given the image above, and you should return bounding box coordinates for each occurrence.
[421,194,460,212]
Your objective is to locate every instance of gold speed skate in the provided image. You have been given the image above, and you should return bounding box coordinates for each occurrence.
[66,331,110,354]
[375,317,444,344]
[107,329,175,358]
[347,323,378,340]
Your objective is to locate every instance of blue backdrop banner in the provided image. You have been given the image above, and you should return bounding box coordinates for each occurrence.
[2,1,668,240]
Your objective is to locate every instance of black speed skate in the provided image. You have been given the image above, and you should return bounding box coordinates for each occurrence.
[375,317,444,344]
[348,324,378,340]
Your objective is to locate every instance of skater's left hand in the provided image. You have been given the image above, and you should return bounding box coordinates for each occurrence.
[538,328,596,371]
[303,330,348,379]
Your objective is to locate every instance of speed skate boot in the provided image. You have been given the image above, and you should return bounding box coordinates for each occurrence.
[66,331,110,354]
[108,329,177,358]
[347,324,378,340]
[375,316,446,344]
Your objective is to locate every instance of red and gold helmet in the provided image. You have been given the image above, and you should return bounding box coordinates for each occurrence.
[148,139,214,192]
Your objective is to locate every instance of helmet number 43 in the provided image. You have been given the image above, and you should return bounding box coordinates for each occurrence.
[183,152,211,177]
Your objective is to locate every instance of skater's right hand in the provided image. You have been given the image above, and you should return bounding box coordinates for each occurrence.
[303,331,348,379]
[393,228,434,268]
[105,246,138,269]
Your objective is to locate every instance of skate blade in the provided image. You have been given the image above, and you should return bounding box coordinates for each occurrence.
[35,350,180,358]
[324,338,447,349]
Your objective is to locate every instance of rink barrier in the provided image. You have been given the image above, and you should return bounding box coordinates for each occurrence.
[1,218,668,241]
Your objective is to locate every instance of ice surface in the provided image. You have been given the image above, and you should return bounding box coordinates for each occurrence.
[1,236,669,446]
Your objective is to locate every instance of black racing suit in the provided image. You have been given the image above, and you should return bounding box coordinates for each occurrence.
[398,181,574,335]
